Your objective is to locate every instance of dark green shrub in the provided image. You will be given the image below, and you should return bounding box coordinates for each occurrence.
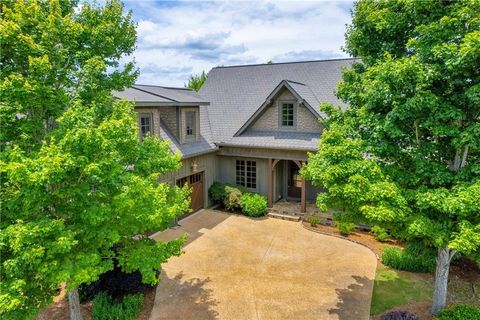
[337,222,356,236]
[371,225,389,242]
[224,186,242,211]
[240,193,267,217]
[381,310,419,320]
[309,215,320,227]
[208,182,227,204]
[79,259,155,302]
[92,292,143,320]
[381,244,436,273]
[435,304,480,320]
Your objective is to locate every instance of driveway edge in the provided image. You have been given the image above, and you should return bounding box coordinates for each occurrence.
[300,222,380,260]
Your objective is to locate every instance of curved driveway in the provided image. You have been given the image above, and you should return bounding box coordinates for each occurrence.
[151,210,377,320]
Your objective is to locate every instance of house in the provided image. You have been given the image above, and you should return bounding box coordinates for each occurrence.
[114,58,355,217]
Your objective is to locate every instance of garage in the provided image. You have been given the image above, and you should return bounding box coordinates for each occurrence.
[176,172,204,219]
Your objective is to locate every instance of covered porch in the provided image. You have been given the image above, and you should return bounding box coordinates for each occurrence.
[267,159,322,214]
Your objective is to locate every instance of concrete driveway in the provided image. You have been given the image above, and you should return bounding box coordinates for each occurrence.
[150,210,377,320]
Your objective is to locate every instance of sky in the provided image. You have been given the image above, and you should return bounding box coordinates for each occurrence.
[121,0,354,87]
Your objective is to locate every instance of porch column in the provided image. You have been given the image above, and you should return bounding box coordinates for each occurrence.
[267,158,273,208]
[300,161,306,213]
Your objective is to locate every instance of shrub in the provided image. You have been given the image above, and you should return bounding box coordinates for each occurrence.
[208,182,228,204]
[381,244,436,273]
[224,186,243,211]
[309,215,320,227]
[337,222,356,236]
[92,292,143,320]
[435,304,480,320]
[371,225,389,242]
[240,193,268,217]
[380,310,419,320]
[79,261,155,302]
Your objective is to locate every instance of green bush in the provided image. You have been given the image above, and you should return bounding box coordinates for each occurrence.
[435,304,480,320]
[381,244,436,273]
[309,215,320,227]
[240,193,268,217]
[224,186,243,211]
[208,182,228,204]
[371,226,389,242]
[92,292,143,320]
[337,222,356,236]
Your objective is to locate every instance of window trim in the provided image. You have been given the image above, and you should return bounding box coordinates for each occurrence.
[180,107,200,144]
[278,100,297,129]
[139,112,153,139]
[235,159,257,190]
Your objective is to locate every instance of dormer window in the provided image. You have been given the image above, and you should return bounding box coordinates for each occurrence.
[139,113,153,138]
[280,102,295,127]
[185,111,196,139]
[180,107,199,144]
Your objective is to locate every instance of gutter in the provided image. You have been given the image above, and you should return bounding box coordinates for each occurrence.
[216,143,317,152]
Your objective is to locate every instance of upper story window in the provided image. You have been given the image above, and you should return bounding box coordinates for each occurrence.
[139,113,153,138]
[185,111,196,139]
[281,102,295,127]
[236,159,256,189]
[180,108,199,144]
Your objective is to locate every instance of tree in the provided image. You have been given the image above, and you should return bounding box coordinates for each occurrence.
[184,70,207,91]
[0,1,189,319]
[303,0,479,315]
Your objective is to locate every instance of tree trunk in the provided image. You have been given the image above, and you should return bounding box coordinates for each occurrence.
[431,248,456,316]
[68,287,83,320]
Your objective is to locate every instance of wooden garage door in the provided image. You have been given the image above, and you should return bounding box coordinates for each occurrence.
[176,172,204,219]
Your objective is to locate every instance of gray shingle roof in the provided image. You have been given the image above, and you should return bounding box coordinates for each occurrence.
[113,85,208,106]
[199,58,354,148]
[225,131,320,151]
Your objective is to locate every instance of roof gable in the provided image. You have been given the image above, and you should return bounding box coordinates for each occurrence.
[234,80,322,136]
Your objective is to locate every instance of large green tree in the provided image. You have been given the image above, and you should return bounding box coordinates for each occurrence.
[303,0,479,315]
[0,1,189,319]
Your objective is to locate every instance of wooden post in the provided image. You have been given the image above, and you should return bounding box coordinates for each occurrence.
[300,161,306,213]
[267,158,273,208]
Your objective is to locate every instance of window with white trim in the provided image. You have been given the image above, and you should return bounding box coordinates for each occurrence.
[281,102,295,127]
[236,160,256,189]
[139,113,152,138]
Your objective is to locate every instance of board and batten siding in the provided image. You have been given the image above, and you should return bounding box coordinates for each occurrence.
[159,152,218,208]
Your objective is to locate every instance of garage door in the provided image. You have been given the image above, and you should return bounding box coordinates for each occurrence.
[176,172,204,219]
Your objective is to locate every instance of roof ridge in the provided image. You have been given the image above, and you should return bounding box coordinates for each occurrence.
[134,84,195,91]
[285,79,306,86]
[213,57,357,69]
[131,85,178,103]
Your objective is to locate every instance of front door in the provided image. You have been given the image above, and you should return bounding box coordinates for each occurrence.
[176,172,204,219]
[287,161,302,199]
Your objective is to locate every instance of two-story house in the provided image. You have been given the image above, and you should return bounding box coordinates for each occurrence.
[114,58,354,218]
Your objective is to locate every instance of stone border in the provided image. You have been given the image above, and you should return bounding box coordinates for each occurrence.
[301,222,380,260]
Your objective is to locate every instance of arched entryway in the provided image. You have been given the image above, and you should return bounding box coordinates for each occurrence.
[268,159,306,212]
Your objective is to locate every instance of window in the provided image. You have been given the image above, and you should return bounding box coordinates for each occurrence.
[185,111,196,139]
[236,160,256,189]
[281,102,294,127]
[140,114,152,138]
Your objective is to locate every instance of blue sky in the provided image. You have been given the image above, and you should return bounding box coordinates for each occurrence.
[121,0,354,86]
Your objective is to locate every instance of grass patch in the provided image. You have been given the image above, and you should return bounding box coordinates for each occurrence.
[370,267,433,315]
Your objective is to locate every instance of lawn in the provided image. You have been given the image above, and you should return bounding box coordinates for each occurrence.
[370,267,433,315]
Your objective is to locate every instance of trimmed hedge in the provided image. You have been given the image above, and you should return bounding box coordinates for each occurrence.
[208,182,227,204]
[92,292,143,320]
[240,193,268,217]
[434,304,480,320]
[224,186,243,211]
[381,244,436,273]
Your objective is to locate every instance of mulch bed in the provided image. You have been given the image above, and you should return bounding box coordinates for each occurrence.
[36,287,156,320]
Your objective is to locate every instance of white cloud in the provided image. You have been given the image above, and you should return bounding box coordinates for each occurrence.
[122,0,353,86]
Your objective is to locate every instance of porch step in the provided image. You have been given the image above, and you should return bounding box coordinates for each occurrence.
[267,212,301,222]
